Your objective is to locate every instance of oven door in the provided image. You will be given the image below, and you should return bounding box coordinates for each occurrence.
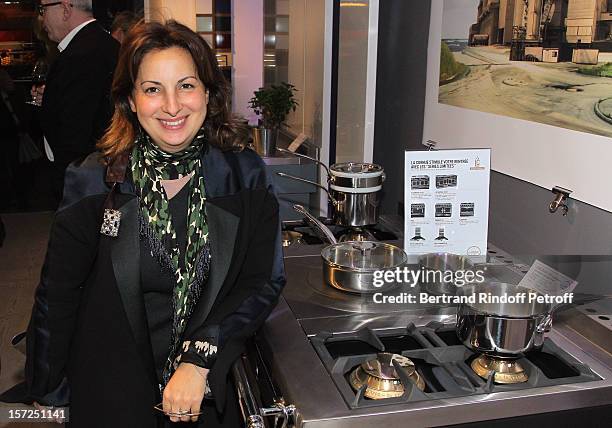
[232,339,296,427]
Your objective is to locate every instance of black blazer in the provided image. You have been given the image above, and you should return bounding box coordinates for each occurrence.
[40,21,119,165]
[1,145,286,427]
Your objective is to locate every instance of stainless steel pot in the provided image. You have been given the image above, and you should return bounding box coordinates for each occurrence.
[252,127,277,157]
[329,162,385,227]
[322,241,407,294]
[293,204,406,294]
[418,253,475,296]
[456,283,553,357]
[276,150,385,227]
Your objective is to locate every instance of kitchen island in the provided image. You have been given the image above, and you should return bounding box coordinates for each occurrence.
[252,234,612,427]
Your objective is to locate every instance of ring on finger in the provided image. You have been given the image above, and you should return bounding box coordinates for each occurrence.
[167,410,203,417]
[153,403,203,417]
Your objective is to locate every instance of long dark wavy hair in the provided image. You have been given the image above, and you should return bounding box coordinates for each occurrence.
[98,20,248,161]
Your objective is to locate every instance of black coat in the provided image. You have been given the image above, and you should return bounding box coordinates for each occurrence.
[1,145,286,427]
[40,21,119,165]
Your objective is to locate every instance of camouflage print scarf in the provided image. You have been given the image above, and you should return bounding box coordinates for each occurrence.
[131,130,210,385]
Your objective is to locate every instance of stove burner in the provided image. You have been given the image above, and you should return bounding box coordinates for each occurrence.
[349,353,426,399]
[283,221,398,245]
[338,227,376,242]
[310,324,602,410]
[281,231,303,247]
[471,355,528,384]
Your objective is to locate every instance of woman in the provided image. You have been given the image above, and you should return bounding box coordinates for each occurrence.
[1,21,285,427]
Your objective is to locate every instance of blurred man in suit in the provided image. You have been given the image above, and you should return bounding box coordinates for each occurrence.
[32,0,119,205]
[110,10,139,44]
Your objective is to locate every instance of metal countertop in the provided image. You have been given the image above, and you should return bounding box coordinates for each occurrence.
[261,298,612,427]
[260,250,612,427]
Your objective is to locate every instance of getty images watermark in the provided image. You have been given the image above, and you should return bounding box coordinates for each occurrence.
[371,267,574,305]
[373,266,485,288]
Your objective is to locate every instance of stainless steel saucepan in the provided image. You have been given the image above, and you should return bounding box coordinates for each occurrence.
[278,148,385,227]
[418,253,475,296]
[456,282,553,357]
[293,204,407,294]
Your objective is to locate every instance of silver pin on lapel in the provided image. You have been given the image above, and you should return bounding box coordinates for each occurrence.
[101,209,122,237]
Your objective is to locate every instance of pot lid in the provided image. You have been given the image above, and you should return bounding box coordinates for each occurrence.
[330,162,384,178]
[321,241,407,271]
[362,353,416,380]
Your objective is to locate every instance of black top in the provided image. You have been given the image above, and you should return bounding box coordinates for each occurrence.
[141,183,189,383]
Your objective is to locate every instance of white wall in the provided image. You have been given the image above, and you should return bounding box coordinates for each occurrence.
[334,0,379,163]
[287,0,306,134]
[146,0,197,29]
[232,0,264,122]
[286,0,331,215]
[287,0,327,146]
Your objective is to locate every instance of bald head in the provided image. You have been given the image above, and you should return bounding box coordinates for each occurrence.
[40,0,94,43]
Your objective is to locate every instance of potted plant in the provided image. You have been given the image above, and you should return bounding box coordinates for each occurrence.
[249,82,298,156]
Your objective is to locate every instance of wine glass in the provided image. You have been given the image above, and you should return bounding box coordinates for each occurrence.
[26,59,48,106]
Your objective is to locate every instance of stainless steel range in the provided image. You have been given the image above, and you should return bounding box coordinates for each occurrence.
[244,217,612,427]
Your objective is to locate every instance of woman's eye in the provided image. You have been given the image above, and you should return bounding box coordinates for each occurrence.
[144,87,159,94]
[180,83,195,90]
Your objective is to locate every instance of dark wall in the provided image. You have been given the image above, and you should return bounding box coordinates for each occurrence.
[372,0,612,257]
[489,172,612,255]
[93,0,141,29]
[373,0,431,216]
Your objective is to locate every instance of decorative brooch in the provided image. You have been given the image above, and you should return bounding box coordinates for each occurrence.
[100,208,122,237]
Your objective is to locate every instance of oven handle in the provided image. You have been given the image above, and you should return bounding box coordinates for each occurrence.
[231,355,296,428]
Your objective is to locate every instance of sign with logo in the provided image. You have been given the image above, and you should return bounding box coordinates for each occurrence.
[404,149,491,259]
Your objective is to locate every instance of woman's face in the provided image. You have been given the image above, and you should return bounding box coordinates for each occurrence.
[129,47,208,153]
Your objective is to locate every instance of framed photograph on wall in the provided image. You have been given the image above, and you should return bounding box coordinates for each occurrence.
[423,0,612,213]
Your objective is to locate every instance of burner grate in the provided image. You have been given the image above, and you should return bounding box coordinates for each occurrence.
[310,322,602,409]
[283,222,399,245]
[526,351,581,379]
[435,329,463,346]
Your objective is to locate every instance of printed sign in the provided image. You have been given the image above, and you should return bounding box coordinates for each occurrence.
[518,260,578,296]
[404,149,491,259]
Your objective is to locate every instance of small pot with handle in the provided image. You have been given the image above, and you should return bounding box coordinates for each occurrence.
[328,162,385,227]
[277,151,386,227]
[293,204,406,294]
[456,282,553,357]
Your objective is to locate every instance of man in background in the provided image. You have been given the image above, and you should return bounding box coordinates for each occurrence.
[110,10,139,44]
[32,0,119,205]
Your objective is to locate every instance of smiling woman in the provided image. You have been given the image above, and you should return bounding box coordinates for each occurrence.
[99,20,248,158]
[128,47,210,153]
[1,20,285,428]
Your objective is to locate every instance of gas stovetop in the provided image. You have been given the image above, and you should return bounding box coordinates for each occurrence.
[310,323,601,410]
[261,222,612,426]
[282,216,401,245]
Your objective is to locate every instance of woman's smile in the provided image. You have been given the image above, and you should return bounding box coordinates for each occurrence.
[158,116,188,130]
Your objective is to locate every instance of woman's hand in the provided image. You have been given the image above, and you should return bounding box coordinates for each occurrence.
[163,362,209,423]
[33,401,66,424]
[30,84,45,106]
